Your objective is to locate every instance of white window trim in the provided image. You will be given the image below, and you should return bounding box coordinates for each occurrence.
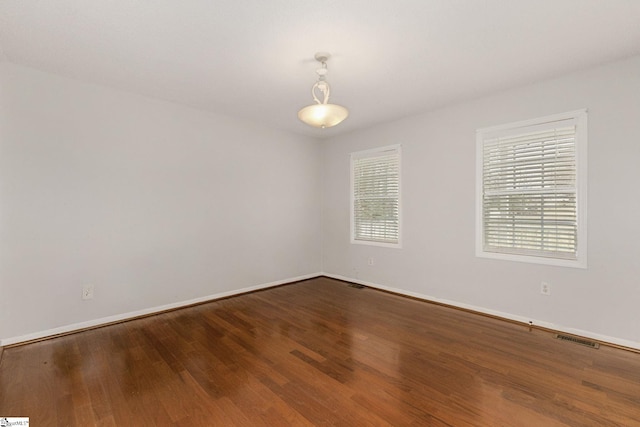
[475,110,588,268]
[350,145,402,248]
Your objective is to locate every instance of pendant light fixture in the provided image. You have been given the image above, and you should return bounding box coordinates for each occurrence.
[298,52,349,129]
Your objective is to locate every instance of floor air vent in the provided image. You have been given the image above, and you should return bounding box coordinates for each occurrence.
[348,283,365,289]
[555,334,600,349]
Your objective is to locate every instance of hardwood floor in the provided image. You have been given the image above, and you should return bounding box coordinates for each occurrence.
[1,277,639,426]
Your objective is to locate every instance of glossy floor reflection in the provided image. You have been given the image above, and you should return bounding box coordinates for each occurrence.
[1,277,639,426]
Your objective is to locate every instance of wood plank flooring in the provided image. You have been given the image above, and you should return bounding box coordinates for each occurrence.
[1,277,639,426]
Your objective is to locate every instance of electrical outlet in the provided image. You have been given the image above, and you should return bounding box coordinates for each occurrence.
[367,257,375,266]
[82,284,94,300]
[540,282,551,296]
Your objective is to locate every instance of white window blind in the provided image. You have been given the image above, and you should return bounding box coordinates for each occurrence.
[477,110,587,267]
[351,146,401,246]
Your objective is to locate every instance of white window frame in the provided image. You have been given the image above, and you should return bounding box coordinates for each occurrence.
[351,145,402,248]
[476,110,587,268]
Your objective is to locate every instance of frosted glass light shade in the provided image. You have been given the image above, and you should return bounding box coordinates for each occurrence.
[298,103,349,128]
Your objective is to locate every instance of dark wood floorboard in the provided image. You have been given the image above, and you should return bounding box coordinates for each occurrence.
[1,277,639,426]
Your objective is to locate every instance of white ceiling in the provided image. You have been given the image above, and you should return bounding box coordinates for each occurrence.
[1,1,640,138]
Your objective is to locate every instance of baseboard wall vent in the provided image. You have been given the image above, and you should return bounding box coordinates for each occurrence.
[556,334,600,349]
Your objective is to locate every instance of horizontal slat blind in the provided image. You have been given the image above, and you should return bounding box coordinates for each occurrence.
[482,125,578,259]
[352,148,400,244]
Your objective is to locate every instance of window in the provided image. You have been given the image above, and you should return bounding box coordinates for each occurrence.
[351,145,401,247]
[476,110,587,268]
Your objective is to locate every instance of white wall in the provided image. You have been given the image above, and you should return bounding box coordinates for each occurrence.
[3,56,640,349]
[322,55,640,349]
[0,63,322,343]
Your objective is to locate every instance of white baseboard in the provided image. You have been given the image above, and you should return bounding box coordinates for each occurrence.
[1,273,322,346]
[322,273,640,352]
[6,272,638,352]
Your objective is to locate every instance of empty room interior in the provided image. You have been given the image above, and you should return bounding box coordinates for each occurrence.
[1,1,640,425]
